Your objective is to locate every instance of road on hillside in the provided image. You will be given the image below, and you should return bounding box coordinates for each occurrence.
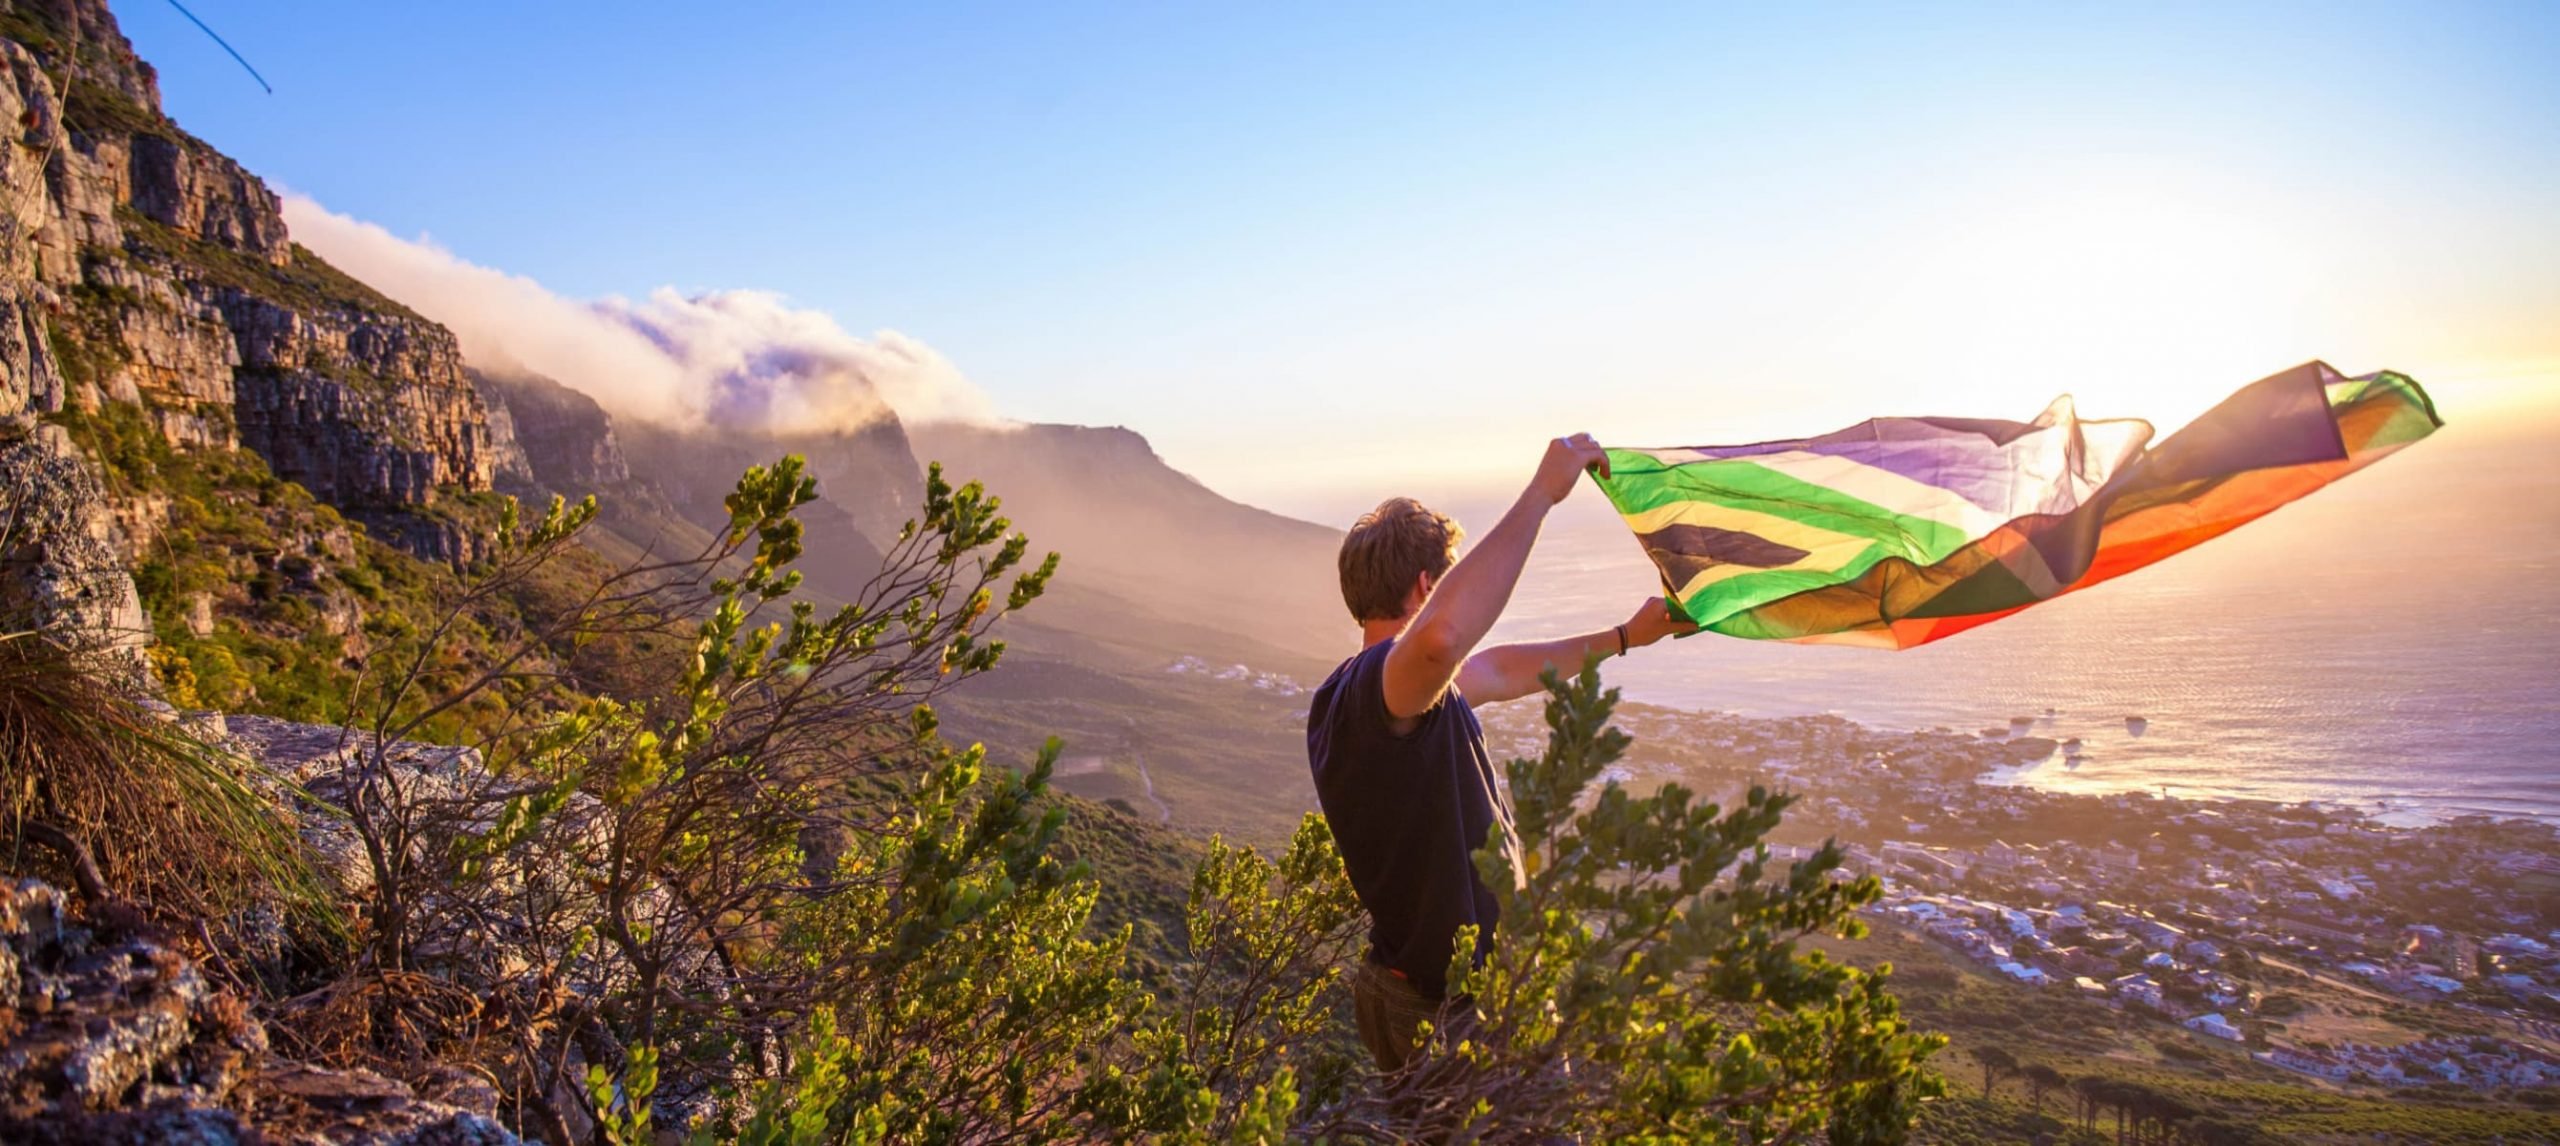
[2261,954,2560,1053]
[1117,715,1172,825]
[2258,954,2399,1005]
[1132,753,1171,825]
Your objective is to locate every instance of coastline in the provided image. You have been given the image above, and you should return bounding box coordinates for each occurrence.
[1600,684,2560,830]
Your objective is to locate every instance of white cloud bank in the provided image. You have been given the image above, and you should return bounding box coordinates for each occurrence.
[280,195,1000,434]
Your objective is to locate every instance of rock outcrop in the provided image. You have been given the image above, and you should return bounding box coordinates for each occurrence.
[470,367,627,498]
[207,712,714,1139]
[466,372,539,498]
[0,418,146,662]
[216,714,495,904]
[3,41,66,416]
[219,293,492,507]
[0,879,525,1144]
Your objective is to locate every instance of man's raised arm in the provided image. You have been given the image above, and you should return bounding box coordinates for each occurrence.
[1381,434,1609,720]
[1455,596,1697,705]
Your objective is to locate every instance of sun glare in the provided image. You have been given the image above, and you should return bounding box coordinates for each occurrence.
[1878,170,2331,436]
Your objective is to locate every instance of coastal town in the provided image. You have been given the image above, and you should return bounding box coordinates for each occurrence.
[1165,653,2560,1099]
[1481,696,2560,1094]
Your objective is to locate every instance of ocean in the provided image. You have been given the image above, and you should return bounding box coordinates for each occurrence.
[1479,383,2560,826]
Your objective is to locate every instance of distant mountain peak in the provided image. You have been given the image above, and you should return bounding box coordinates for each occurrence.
[907,420,1348,667]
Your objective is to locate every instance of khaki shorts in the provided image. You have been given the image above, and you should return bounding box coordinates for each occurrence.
[1351,958,1455,1075]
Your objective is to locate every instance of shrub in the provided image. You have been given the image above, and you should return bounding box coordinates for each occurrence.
[307,459,1078,1137]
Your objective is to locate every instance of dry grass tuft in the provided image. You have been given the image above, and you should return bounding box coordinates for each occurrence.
[269,970,492,1072]
[0,628,337,933]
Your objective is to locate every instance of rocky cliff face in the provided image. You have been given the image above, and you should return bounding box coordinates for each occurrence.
[220,293,490,507]
[2,7,136,659]
[470,367,628,498]
[2,0,493,562]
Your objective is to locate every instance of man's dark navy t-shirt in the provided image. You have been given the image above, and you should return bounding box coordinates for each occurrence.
[1306,639,1520,1000]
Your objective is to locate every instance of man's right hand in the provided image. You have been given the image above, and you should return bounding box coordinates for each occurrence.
[1386,432,1606,720]
[1533,433,1610,505]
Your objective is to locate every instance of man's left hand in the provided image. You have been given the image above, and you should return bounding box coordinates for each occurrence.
[1624,596,1700,647]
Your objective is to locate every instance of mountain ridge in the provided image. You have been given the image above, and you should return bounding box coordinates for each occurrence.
[464,362,1352,678]
[908,420,1348,671]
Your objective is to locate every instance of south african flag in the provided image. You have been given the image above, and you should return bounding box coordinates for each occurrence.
[1594,362,2441,649]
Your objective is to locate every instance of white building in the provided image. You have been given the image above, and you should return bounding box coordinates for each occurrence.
[1996,961,2051,986]
[2183,1013,2243,1041]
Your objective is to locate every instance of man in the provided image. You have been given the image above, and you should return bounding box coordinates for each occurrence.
[1306,433,1696,1075]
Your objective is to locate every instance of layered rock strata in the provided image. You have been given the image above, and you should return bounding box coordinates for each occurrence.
[3,0,494,562]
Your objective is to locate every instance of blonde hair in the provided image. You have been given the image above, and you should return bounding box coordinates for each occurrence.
[1338,497,1463,622]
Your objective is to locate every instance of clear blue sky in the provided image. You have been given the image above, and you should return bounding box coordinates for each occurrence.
[123,1,2560,513]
